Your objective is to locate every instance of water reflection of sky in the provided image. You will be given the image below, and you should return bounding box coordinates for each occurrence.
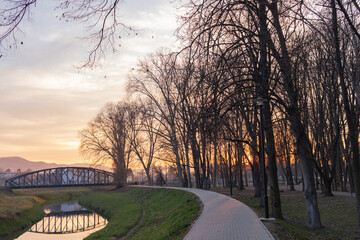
[43,201,87,214]
[15,201,107,240]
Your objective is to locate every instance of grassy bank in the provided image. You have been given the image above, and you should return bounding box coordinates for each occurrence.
[80,187,202,240]
[213,187,359,240]
[79,191,143,239]
[0,187,95,239]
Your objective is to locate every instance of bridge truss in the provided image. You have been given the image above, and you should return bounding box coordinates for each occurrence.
[5,167,115,189]
[29,210,107,234]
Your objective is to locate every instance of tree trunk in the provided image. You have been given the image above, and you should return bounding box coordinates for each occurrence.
[295,155,299,184]
[331,0,360,225]
[323,177,334,197]
[348,164,355,193]
[184,139,192,188]
[171,131,184,187]
[295,130,322,229]
[115,160,127,187]
[237,143,245,190]
[343,161,348,192]
[244,165,248,187]
[263,102,283,218]
[315,170,319,190]
[221,168,225,188]
[253,156,262,198]
[285,154,295,191]
[213,136,218,188]
[183,164,188,188]
[265,1,322,228]
[258,0,282,218]
[191,130,201,188]
[145,168,152,186]
[283,121,295,190]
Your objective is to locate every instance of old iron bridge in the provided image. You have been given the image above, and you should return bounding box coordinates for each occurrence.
[5,167,115,189]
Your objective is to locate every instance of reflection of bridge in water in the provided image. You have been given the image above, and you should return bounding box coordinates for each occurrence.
[5,167,115,188]
[29,210,107,234]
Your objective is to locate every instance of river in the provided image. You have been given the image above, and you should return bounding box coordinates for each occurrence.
[15,201,107,240]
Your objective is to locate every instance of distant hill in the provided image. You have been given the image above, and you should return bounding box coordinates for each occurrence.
[0,156,113,173]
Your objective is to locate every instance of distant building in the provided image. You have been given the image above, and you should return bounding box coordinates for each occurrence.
[0,172,17,186]
[0,172,16,179]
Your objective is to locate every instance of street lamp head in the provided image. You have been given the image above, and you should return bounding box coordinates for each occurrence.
[255,97,268,106]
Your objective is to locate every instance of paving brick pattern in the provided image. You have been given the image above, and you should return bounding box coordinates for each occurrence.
[135,186,274,240]
[178,188,275,240]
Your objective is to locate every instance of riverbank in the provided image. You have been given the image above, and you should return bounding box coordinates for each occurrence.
[80,187,201,240]
[0,186,201,240]
[0,187,96,239]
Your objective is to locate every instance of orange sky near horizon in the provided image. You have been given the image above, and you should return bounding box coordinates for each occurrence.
[0,1,178,164]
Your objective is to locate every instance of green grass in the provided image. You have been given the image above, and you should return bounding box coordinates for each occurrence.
[127,187,201,240]
[213,187,360,240]
[79,192,143,240]
[0,187,95,239]
[81,187,202,240]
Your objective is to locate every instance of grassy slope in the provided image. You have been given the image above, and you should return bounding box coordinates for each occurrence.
[81,187,202,240]
[0,187,94,239]
[127,187,201,240]
[79,192,143,240]
[213,188,360,240]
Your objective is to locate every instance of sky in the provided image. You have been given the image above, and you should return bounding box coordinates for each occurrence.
[0,0,179,164]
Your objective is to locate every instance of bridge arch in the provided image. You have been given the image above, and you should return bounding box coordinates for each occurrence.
[5,167,115,189]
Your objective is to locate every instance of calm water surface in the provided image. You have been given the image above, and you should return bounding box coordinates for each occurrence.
[16,201,107,240]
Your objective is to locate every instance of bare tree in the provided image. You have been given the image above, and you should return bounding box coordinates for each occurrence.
[127,51,185,186]
[78,101,132,186]
[177,0,320,228]
[128,101,160,185]
[275,118,295,191]
[330,0,360,224]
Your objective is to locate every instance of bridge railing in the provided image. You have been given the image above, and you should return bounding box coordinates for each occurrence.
[5,167,115,189]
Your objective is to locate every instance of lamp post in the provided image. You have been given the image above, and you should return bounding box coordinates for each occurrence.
[256,97,269,219]
[228,140,232,197]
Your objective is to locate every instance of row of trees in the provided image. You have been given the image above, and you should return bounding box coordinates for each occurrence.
[2,0,360,232]
[79,0,360,230]
[78,102,159,186]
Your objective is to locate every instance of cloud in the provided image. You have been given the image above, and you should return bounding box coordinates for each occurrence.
[0,0,178,164]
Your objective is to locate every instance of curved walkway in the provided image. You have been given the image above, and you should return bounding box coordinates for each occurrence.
[169,187,274,240]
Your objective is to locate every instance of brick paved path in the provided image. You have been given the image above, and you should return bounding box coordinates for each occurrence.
[180,188,274,240]
[134,186,274,239]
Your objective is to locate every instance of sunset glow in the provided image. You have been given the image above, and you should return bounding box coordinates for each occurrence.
[0,0,178,164]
